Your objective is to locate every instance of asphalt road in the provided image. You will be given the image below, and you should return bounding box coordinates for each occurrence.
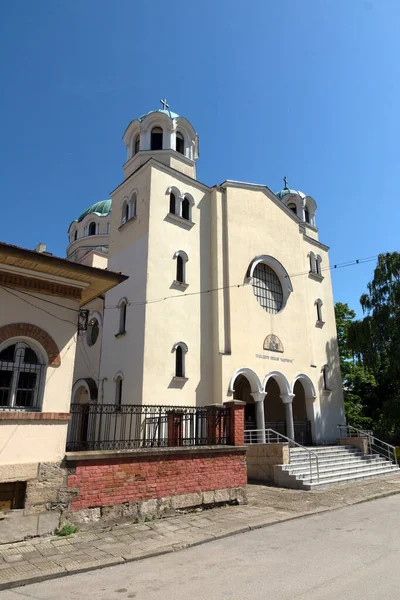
[3,494,400,600]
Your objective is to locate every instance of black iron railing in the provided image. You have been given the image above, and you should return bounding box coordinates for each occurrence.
[66,403,228,452]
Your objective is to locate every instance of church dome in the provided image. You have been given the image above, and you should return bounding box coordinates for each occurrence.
[76,199,112,223]
[138,108,179,121]
[275,188,306,200]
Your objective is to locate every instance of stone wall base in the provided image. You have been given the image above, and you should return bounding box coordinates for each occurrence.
[337,437,369,454]
[66,487,247,526]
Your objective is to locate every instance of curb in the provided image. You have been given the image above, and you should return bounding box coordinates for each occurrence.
[1,488,400,591]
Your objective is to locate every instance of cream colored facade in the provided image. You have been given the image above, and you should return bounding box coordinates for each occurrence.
[69,107,345,444]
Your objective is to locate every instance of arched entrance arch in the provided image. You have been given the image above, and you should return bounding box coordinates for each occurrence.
[69,378,98,450]
[229,368,264,435]
[291,374,316,444]
[263,371,296,440]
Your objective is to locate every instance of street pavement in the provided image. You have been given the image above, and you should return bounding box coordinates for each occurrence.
[2,493,400,599]
[1,474,400,592]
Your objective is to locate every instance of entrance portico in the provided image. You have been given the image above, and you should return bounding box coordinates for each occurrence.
[229,368,316,444]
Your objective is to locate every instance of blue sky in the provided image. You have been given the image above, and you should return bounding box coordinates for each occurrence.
[0,0,398,315]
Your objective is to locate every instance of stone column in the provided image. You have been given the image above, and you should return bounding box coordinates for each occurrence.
[250,392,266,443]
[281,393,295,441]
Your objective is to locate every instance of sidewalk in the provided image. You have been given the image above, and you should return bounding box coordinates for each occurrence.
[1,474,400,590]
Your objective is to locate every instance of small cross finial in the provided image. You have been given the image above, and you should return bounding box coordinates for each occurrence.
[160,98,170,111]
[283,176,289,189]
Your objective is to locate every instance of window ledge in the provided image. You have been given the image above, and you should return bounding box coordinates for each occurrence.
[308,272,324,282]
[316,320,325,328]
[165,213,195,230]
[172,376,188,382]
[115,331,127,339]
[118,216,137,231]
[172,280,189,291]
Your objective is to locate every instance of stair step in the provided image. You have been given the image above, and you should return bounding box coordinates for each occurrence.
[303,467,400,489]
[283,458,389,475]
[290,462,397,480]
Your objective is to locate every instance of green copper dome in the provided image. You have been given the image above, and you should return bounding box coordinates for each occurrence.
[138,109,179,121]
[275,188,305,200]
[76,199,112,222]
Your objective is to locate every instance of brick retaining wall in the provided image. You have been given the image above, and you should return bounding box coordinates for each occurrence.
[66,446,247,522]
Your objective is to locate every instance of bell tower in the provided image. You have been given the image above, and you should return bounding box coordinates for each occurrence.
[122,100,199,180]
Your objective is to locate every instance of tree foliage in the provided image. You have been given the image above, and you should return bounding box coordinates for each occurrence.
[336,253,400,437]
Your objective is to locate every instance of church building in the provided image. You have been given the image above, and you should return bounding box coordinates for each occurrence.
[67,103,345,445]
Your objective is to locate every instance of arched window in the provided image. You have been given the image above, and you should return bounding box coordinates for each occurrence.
[316,255,322,275]
[73,230,78,241]
[130,192,137,218]
[169,192,176,215]
[288,203,297,215]
[174,250,188,285]
[0,342,44,409]
[117,299,127,335]
[181,197,190,220]
[134,134,140,155]
[304,207,310,223]
[176,132,184,155]
[176,255,184,283]
[86,317,100,347]
[173,342,188,378]
[252,263,284,314]
[322,365,330,391]
[309,252,317,274]
[151,127,163,150]
[115,374,123,406]
[315,299,323,323]
[121,201,130,225]
[88,222,97,236]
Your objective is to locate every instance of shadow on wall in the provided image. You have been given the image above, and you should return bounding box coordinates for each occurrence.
[319,334,346,442]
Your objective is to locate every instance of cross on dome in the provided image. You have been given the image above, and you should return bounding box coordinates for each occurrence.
[160,98,170,111]
[283,176,289,190]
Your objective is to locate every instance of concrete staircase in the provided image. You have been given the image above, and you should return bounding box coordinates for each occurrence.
[276,445,400,490]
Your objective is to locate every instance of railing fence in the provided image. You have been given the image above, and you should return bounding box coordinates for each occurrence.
[67,403,228,452]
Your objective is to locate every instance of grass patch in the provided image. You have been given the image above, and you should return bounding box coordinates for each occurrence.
[56,523,79,536]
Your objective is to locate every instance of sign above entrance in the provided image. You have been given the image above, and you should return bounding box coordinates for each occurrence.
[263,334,284,353]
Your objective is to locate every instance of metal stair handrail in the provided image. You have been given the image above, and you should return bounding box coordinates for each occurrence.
[338,424,398,465]
[244,428,320,483]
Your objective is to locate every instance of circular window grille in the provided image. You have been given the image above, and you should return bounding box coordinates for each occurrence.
[252,263,284,314]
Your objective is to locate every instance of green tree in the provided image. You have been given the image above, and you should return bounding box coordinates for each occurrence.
[334,302,375,430]
[347,253,400,436]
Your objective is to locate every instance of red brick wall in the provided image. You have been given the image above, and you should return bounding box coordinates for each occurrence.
[68,449,247,511]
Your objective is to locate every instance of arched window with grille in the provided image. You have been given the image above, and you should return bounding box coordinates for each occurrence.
[88,222,97,236]
[176,132,184,154]
[252,263,284,314]
[0,342,45,409]
[172,342,188,379]
[151,127,163,150]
